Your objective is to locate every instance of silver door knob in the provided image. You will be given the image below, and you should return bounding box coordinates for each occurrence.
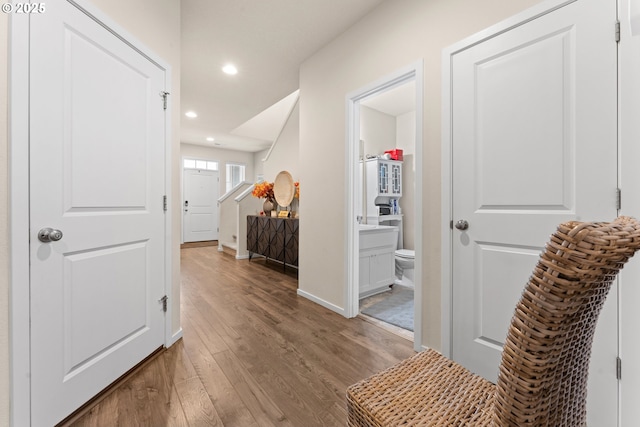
[38,227,63,242]
[454,220,469,231]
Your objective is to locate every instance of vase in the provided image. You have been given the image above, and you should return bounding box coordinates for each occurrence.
[263,199,274,215]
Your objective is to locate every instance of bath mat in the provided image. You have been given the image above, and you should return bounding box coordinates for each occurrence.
[361,285,414,331]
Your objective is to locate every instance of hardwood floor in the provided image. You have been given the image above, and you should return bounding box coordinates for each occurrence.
[65,247,415,426]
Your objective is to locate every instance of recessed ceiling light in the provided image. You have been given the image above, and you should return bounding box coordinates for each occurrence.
[222,64,238,75]
[206,137,215,142]
[185,111,198,118]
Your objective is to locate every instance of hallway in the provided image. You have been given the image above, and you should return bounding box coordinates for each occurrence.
[64,246,415,426]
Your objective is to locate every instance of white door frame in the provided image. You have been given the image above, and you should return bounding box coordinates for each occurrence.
[345,61,424,352]
[441,0,575,359]
[618,0,640,424]
[8,2,173,425]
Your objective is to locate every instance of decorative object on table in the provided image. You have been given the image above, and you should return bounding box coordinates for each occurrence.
[289,180,300,218]
[251,181,275,215]
[262,199,274,216]
[384,148,403,161]
[274,170,295,207]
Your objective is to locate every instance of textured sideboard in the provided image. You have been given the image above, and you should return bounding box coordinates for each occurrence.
[247,215,299,268]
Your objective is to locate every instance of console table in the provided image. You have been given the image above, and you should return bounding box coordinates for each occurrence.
[247,215,299,269]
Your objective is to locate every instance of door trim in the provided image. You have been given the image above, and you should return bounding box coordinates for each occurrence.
[441,0,581,358]
[345,61,424,352]
[9,11,31,426]
[8,2,173,425]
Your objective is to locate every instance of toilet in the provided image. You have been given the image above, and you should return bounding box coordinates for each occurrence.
[394,249,415,288]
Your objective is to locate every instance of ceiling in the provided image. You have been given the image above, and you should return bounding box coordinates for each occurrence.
[180,0,387,152]
[360,81,416,117]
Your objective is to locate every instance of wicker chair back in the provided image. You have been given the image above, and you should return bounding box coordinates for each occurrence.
[494,216,640,425]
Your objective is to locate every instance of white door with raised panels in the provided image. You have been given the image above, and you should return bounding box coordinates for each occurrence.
[29,2,167,425]
[183,169,219,242]
[450,0,617,424]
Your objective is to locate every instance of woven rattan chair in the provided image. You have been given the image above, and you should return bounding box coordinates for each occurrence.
[347,217,640,426]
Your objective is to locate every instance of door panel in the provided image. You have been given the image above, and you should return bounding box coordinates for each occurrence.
[65,26,149,209]
[475,245,540,350]
[64,242,148,375]
[451,0,617,424]
[477,31,571,211]
[29,2,166,425]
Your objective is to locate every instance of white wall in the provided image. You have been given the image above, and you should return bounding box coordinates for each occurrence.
[260,103,301,183]
[298,0,543,350]
[181,143,256,199]
[396,111,416,251]
[253,149,268,182]
[236,194,264,258]
[217,182,257,252]
[360,105,396,156]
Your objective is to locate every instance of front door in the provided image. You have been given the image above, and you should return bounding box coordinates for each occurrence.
[450,0,618,424]
[29,2,167,425]
[183,168,219,242]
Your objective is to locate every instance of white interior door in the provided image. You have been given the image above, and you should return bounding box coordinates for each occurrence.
[450,0,618,424]
[183,169,219,242]
[29,2,166,425]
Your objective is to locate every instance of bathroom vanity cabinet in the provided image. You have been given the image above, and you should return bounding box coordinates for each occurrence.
[359,225,399,298]
[247,215,299,268]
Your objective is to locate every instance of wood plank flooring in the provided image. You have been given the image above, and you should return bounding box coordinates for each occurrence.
[65,247,416,426]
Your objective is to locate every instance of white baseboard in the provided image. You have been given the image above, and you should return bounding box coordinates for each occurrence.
[297,289,346,317]
[236,253,250,260]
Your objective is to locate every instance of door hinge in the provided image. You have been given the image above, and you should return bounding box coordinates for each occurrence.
[617,356,622,380]
[159,295,168,313]
[616,20,621,43]
[163,195,168,212]
[160,91,170,110]
[616,188,622,210]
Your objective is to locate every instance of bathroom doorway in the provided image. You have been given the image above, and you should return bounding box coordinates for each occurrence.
[345,63,424,351]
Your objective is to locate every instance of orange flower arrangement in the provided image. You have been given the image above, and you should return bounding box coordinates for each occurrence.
[252,181,274,201]
[294,181,300,199]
